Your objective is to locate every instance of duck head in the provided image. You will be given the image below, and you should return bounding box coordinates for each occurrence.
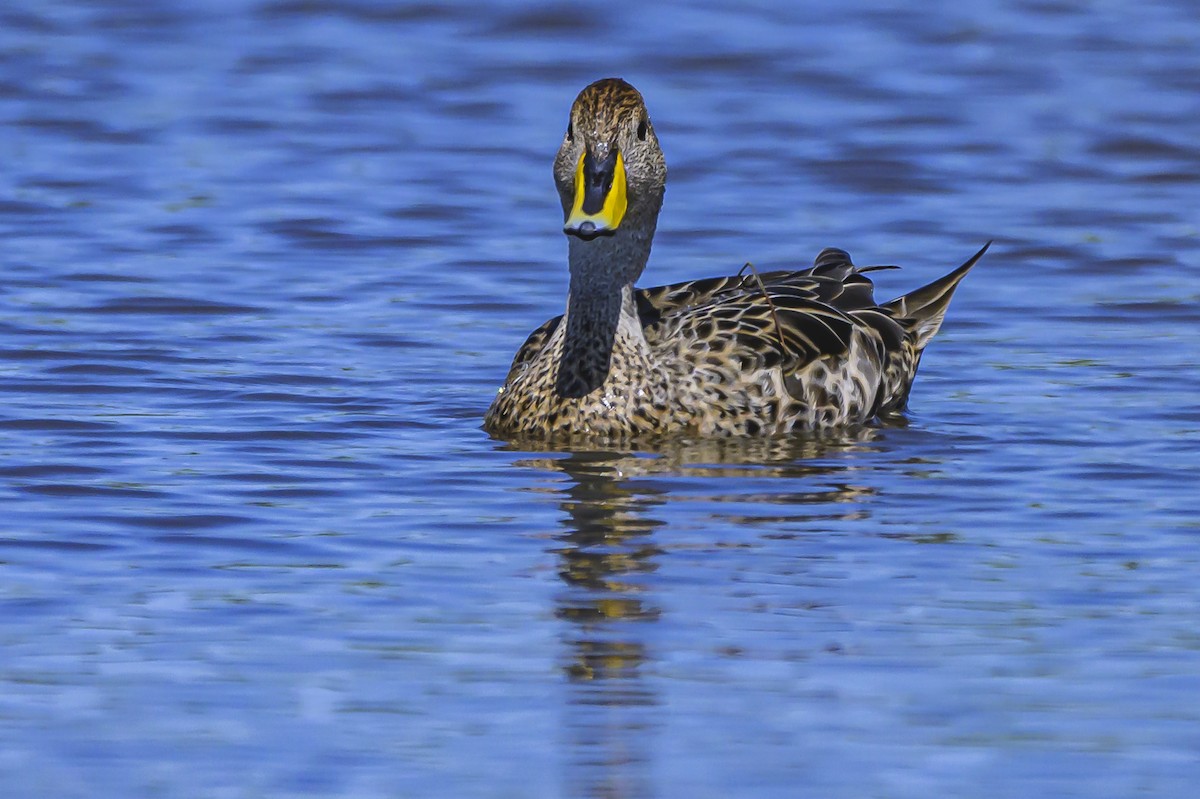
[554,78,667,249]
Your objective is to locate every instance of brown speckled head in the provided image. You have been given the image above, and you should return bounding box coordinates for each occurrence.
[553,78,667,243]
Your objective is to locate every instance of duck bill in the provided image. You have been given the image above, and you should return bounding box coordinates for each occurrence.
[564,149,627,240]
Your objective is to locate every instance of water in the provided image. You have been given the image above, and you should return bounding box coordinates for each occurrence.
[2,0,1198,796]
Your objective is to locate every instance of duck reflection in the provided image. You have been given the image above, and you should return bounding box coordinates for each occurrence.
[505,431,882,798]
[550,451,662,799]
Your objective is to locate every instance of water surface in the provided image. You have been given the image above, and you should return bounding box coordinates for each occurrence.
[1,1,1198,797]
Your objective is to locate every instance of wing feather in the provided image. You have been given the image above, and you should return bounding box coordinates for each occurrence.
[638,251,897,373]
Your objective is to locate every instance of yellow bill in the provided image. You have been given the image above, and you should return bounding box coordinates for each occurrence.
[564,150,627,240]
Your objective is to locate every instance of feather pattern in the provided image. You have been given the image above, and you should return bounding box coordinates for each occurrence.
[484,78,988,441]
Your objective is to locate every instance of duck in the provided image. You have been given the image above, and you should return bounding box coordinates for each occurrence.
[484,77,988,440]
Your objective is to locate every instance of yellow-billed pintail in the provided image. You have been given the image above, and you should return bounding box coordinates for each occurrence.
[484,78,989,440]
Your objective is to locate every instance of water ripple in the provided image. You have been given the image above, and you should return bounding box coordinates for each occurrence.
[0,1,1198,797]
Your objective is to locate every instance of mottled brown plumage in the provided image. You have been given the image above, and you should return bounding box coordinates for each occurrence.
[484,77,988,441]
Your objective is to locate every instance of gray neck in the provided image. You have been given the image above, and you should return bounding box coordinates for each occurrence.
[555,230,653,398]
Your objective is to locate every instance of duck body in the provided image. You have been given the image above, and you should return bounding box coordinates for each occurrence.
[483,78,987,442]
[484,244,986,439]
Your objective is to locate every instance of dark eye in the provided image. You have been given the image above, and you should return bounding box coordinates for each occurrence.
[636,118,648,141]
[566,120,574,142]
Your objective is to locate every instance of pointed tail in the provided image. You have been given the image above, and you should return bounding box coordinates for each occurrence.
[882,241,990,351]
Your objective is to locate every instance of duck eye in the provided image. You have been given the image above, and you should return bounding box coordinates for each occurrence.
[636,118,648,141]
[566,121,574,142]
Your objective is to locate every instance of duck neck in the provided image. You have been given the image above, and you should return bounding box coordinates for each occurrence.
[556,233,651,398]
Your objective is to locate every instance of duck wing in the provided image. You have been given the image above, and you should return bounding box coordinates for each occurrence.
[637,247,901,370]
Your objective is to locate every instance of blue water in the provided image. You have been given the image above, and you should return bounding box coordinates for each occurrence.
[2,1,1199,797]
